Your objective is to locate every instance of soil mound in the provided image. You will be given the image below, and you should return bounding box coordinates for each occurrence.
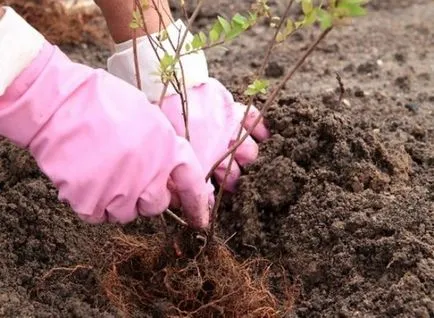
[220,95,434,317]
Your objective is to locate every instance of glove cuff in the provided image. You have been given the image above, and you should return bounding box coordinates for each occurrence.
[0,6,45,96]
[107,19,209,103]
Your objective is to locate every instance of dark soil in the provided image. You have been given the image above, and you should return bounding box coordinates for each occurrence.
[1,0,433,317]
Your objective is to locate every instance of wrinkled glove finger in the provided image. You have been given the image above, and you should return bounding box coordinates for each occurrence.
[170,161,211,229]
[234,103,271,142]
[167,177,215,224]
[213,156,241,192]
[167,177,181,209]
[138,185,172,218]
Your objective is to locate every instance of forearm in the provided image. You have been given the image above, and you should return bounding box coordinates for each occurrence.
[95,0,173,43]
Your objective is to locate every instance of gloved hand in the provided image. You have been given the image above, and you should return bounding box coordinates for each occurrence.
[0,7,211,228]
[107,20,270,192]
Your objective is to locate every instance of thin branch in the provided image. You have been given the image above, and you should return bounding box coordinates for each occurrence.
[179,39,226,57]
[157,0,206,104]
[165,208,188,226]
[257,0,295,76]
[336,72,345,106]
[131,0,164,91]
[132,1,142,89]
[149,0,191,140]
[207,27,333,182]
[173,74,191,140]
[133,0,191,142]
[208,0,296,236]
[179,0,190,21]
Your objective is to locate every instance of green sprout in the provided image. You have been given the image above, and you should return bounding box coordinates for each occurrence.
[244,79,270,96]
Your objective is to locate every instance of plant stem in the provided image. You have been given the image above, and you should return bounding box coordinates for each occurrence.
[336,72,345,106]
[132,0,165,90]
[165,208,188,226]
[206,27,333,182]
[148,0,191,140]
[179,40,226,57]
[257,0,295,76]
[208,0,296,238]
[157,0,206,104]
[132,1,142,89]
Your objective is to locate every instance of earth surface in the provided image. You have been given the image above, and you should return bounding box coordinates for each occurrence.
[0,0,433,317]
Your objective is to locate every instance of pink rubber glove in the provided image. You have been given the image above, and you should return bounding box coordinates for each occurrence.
[0,7,210,228]
[160,78,270,192]
[108,20,270,192]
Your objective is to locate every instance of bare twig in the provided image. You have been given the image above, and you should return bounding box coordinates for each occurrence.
[179,39,226,56]
[157,0,206,104]
[165,208,188,226]
[258,0,296,76]
[132,1,142,89]
[131,0,191,141]
[148,0,191,140]
[336,72,345,106]
[131,0,164,90]
[207,27,333,182]
[179,0,189,21]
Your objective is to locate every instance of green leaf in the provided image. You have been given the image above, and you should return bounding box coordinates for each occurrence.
[303,8,317,26]
[337,0,367,17]
[140,0,149,9]
[129,21,139,29]
[285,19,294,34]
[129,9,144,30]
[317,9,333,29]
[345,4,367,16]
[244,79,269,96]
[275,19,294,42]
[217,16,231,34]
[294,20,304,29]
[209,29,220,43]
[232,13,248,27]
[226,23,244,40]
[160,53,175,70]
[191,34,204,49]
[276,31,286,43]
[199,31,208,45]
[301,0,313,15]
[209,21,223,43]
[158,30,168,42]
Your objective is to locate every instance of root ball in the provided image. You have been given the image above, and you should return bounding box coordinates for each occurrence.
[100,231,290,317]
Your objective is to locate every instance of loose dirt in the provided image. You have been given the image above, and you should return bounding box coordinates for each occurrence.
[0,0,433,317]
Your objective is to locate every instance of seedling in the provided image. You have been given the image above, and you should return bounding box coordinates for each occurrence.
[100,0,369,316]
[129,0,369,235]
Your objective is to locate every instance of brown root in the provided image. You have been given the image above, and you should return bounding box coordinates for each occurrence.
[99,230,291,317]
[3,0,110,46]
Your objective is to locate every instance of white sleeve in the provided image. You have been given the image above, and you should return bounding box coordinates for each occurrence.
[107,19,209,103]
[0,6,45,96]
